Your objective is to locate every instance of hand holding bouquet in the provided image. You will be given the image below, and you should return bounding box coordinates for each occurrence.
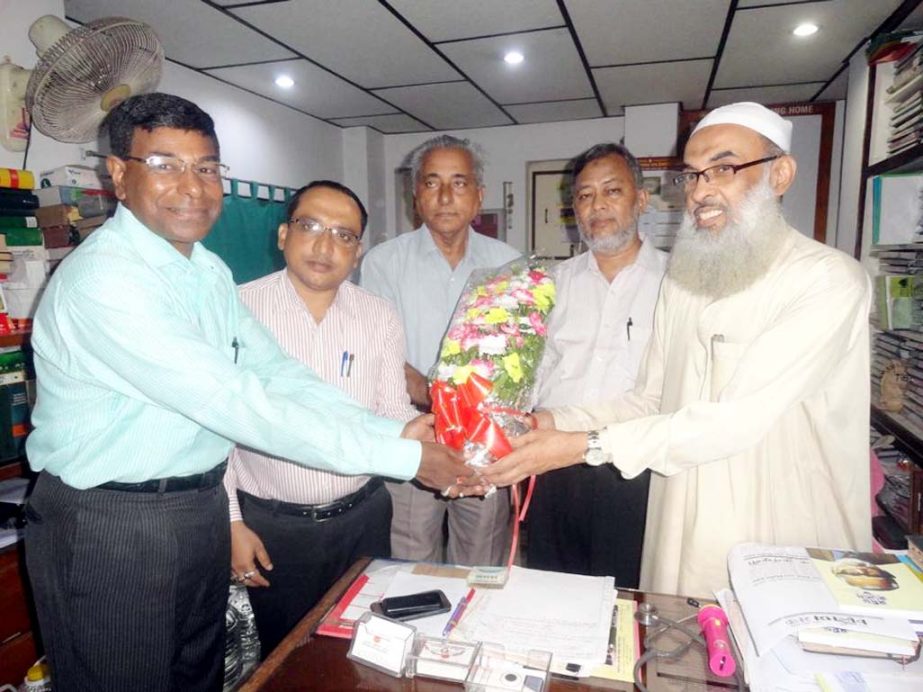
[429,258,555,467]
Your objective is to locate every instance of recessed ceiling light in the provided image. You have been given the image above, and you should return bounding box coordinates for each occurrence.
[275,75,295,88]
[793,23,819,37]
[504,51,524,65]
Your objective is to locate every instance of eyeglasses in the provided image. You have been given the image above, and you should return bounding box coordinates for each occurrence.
[121,154,229,182]
[287,217,361,247]
[672,155,780,190]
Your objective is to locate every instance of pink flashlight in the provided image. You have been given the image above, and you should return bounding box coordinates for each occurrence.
[697,604,736,677]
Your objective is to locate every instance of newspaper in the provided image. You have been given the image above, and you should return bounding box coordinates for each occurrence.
[727,544,917,657]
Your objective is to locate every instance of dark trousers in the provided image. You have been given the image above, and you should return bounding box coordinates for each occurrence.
[239,483,392,656]
[526,464,650,588]
[24,472,230,692]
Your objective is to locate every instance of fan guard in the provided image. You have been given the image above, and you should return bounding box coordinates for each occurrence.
[25,16,163,143]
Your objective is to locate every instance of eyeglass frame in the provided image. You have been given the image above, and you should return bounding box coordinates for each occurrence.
[286,216,362,247]
[120,154,230,181]
[672,155,780,189]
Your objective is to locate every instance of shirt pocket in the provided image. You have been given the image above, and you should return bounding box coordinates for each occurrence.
[710,336,745,402]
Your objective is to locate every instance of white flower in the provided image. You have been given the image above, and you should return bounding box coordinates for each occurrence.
[477,333,508,356]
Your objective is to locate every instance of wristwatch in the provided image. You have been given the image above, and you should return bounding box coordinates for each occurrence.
[582,430,611,466]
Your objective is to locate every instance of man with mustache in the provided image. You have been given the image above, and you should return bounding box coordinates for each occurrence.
[480,102,872,598]
[361,135,520,566]
[23,94,472,691]
[224,180,423,654]
[528,143,667,587]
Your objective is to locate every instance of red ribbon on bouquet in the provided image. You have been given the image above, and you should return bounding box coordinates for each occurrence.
[430,372,513,459]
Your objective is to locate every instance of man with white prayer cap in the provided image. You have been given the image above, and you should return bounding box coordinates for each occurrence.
[480,102,872,597]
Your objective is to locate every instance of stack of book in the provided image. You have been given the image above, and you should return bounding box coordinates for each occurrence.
[0,168,39,332]
[887,40,923,156]
[719,544,923,690]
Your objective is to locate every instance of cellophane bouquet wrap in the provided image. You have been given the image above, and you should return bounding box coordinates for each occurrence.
[429,258,556,468]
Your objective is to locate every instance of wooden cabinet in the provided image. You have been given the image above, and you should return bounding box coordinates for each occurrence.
[0,543,39,687]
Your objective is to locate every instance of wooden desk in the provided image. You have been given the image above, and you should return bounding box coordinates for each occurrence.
[240,559,738,691]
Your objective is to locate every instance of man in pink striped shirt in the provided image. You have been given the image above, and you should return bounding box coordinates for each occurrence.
[223,180,427,654]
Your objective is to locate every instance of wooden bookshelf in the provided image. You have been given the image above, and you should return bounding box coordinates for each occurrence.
[0,330,30,349]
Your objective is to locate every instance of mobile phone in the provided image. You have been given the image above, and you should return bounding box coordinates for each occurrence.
[370,590,452,621]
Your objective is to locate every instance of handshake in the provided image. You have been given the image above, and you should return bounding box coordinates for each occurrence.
[400,413,490,499]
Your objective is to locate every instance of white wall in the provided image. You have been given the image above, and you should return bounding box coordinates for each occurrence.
[379,117,627,252]
[0,0,342,192]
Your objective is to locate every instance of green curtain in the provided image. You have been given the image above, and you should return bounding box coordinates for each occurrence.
[202,180,293,284]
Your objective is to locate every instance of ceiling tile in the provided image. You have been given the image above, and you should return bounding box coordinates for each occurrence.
[565,0,728,66]
[506,99,602,124]
[715,0,904,87]
[206,60,397,120]
[388,0,563,42]
[232,0,460,88]
[372,82,513,130]
[63,0,294,68]
[441,28,592,104]
[331,114,431,134]
[707,83,827,109]
[594,60,713,115]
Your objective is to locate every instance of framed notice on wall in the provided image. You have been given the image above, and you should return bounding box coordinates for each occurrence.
[472,209,506,241]
[530,169,580,259]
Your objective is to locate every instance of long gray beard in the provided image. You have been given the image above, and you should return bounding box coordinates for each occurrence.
[579,221,636,254]
[667,180,788,299]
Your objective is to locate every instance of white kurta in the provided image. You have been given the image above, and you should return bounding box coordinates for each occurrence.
[552,226,872,598]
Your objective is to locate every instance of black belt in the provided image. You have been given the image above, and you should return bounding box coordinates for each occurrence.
[239,478,382,522]
[96,462,227,493]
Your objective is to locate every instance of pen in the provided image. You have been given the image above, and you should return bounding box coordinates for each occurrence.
[232,337,240,364]
[626,317,633,342]
[347,353,354,377]
[606,604,619,665]
[340,350,348,376]
[442,588,475,638]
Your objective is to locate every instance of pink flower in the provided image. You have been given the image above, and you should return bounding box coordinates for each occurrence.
[512,288,535,305]
[529,270,547,283]
[528,311,547,336]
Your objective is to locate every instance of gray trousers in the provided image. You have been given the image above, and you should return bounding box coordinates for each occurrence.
[24,472,230,692]
[386,480,511,566]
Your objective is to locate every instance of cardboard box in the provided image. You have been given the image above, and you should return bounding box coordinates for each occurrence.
[35,204,78,228]
[35,185,114,206]
[39,165,107,189]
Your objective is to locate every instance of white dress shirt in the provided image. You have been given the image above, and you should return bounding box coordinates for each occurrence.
[359,226,521,375]
[536,240,668,409]
[224,270,418,521]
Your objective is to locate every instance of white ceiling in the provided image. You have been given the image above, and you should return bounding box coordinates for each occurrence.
[62,0,915,134]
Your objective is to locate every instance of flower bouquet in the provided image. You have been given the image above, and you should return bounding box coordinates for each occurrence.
[429,258,556,468]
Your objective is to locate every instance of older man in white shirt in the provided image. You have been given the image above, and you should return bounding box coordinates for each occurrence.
[361,135,520,566]
[529,143,667,588]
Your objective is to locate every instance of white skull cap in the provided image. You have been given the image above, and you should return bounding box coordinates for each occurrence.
[692,102,793,152]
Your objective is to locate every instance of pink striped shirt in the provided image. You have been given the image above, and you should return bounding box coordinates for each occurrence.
[224,270,418,520]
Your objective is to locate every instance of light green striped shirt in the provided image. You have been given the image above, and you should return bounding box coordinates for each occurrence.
[27,204,420,489]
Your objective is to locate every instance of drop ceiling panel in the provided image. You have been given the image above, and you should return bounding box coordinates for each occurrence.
[565,0,728,66]
[232,0,460,88]
[331,114,430,134]
[63,0,294,68]
[441,28,592,104]
[506,99,602,124]
[373,83,513,130]
[594,60,713,115]
[715,0,904,87]
[206,60,397,120]
[388,0,563,42]
[707,83,827,109]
